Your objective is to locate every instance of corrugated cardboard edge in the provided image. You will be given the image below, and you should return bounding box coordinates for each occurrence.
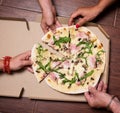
[29,96,86,102]
[0,87,24,98]
[85,22,110,39]
[0,17,30,30]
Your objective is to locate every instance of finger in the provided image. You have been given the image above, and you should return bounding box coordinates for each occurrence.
[68,10,80,26]
[68,16,75,26]
[41,23,49,33]
[68,21,75,26]
[56,20,62,28]
[25,50,31,58]
[88,86,97,95]
[84,92,92,102]
[27,67,34,74]
[49,24,57,34]
[76,17,87,26]
[49,24,56,32]
[18,50,31,60]
[97,81,103,92]
[102,82,107,93]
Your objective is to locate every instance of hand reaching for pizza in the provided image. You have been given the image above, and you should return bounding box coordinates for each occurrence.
[68,0,115,26]
[68,6,101,26]
[84,81,120,112]
[39,0,61,33]
[84,81,110,108]
[10,51,33,72]
[41,6,61,33]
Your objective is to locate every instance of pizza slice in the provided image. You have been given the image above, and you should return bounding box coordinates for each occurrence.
[45,59,75,87]
[42,27,71,57]
[31,43,65,82]
[69,26,98,57]
[72,43,105,89]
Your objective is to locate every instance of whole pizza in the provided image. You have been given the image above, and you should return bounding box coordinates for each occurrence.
[31,26,105,94]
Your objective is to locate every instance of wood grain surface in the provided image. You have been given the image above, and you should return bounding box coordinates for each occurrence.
[0,0,120,113]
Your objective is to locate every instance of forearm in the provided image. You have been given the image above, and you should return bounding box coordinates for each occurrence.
[0,59,3,71]
[38,0,53,12]
[96,0,116,13]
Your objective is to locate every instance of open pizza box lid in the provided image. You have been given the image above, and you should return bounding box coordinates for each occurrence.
[0,17,110,102]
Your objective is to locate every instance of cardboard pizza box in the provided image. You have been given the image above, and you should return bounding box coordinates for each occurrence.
[0,17,110,102]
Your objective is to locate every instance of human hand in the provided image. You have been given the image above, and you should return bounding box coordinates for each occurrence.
[41,6,61,33]
[68,6,102,26]
[10,51,33,72]
[84,81,111,108]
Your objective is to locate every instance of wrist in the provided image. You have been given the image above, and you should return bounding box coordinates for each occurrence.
[40,0,54,13]
[2,56,12,74]
[109,97,120,112]
[42,5,55,14]
[93,4,104,16]
[95,0,115,14]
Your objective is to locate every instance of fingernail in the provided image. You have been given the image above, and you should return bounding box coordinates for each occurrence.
[76,24,80,28]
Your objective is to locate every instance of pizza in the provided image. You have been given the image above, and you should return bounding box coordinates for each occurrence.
[31,25,105,94]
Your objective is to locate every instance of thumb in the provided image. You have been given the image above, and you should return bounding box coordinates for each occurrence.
[27,67,34,74]
[76,17,87,26]
[49,24,56,33]
[88,86,97,95]
[56,20,62,28]
[41,23,49,34]
[22,60,32,66]
[84,92,91,101]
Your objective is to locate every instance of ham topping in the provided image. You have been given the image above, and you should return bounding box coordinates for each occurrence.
[88,55,96,68]
[76,32,89,40]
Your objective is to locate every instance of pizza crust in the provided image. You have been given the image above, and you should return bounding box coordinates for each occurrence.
[45,69,103,94]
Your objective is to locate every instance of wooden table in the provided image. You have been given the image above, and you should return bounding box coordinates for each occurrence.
[0,0,120,113]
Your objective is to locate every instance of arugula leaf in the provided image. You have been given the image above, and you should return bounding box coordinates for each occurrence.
[77,40,93,55]
[97,50,105,56]
[62,76,76,88]
[68,77,76,88]
[79,70,94,81]
[62,78,70,84]
[37,59,52,73]
[37,61,46,72]
[77,52,88,66]
[75,71,80,81]
[53,36,71,48]
[96,50,105,63]
[62,70,94,88]
[76,41,87,47]
[36,44,48,60]
[45,60,51,72]
[59,73,65,79]
[77,52,85,58]
[53,36,61,47]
